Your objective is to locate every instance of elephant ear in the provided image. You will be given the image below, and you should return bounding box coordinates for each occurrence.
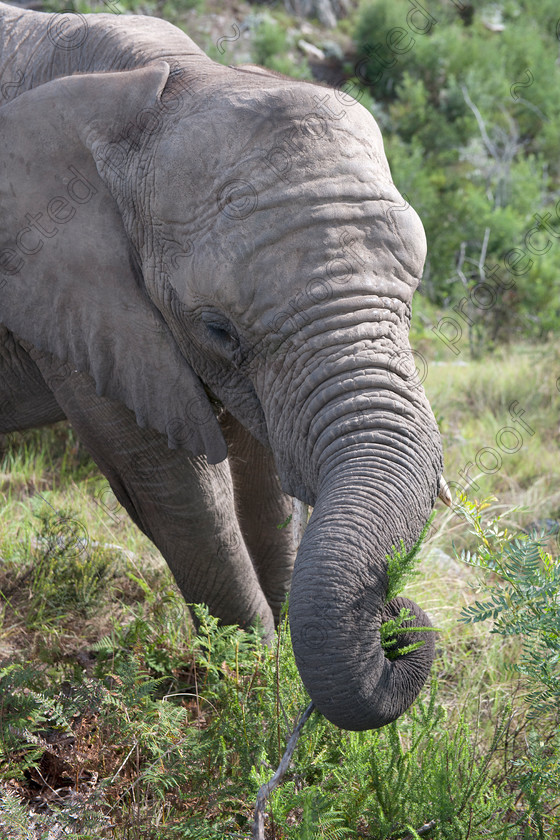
[0,64,226,464]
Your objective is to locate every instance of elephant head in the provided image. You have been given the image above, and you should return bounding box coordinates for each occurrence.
[0,59,444,729]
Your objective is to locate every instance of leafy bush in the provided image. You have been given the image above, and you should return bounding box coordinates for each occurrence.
[25,506,112,628]
[353,0,560,348]
[3,490,560,836]
[456,496,560,836]
[0,606,519,839]
[252,15,289,67]
[250,14,311,79]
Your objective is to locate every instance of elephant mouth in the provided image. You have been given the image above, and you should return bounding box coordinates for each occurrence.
[202,382,225,413]
[200,374,270,450]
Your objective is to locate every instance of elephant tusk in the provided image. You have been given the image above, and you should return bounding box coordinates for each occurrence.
[292,498,309,549]
[438,476,452,507]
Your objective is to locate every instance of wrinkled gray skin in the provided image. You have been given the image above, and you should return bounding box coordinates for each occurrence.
[0,4,443,729]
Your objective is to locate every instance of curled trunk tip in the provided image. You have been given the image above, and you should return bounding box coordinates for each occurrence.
[291,590,436,731]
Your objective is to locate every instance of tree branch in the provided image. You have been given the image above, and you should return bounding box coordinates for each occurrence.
[252,702,316,840]
[461,85,497,158]
[477,227,490,284]
[403,818,437,839]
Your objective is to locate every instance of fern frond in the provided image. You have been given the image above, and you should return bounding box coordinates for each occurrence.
[386,513,435,602]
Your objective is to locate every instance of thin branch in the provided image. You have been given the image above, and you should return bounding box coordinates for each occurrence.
[456,241,468,289]
[513,97,549,122]
[252,702,316,840]
[478,227,491,280]
[461,85,497,158]
[402,819,437,839]
[110,741,138,784]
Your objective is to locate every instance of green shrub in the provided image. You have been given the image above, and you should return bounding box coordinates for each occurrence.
[25,505,112,628]
[456,496,560,836]
[252,16,289,68]
[0,597,524,839]
[353,1,560,345]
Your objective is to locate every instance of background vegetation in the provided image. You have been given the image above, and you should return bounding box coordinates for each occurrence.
[2,0,560,836]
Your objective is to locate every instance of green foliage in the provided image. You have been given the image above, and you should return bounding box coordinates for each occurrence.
[252,15,289,66]
[380,515,437,659]
[456,497,560,714]
[92,573,192,683]
[0,786,109,839]
[0,591,523,839]
[0,584,529,839]
[249,14,311,79]
[455,496,560,834]
[386,513,435,601]
[25,504,111,628]
[269,681,516,839]
[353,1,560,348]
[8,507,521,837]
[379,606,432,661]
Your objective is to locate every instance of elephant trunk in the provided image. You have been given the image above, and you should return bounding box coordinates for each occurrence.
[273,349,442,730]
[289,460,437,730]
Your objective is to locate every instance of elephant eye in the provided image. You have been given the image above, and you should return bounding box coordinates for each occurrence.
[208,323,234,342]
[201,312,239,353]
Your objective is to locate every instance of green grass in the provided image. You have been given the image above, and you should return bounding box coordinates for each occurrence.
[422,342,560,555]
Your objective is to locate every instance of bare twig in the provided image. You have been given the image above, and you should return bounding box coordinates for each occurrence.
[477,227,490,281]
[109,741,138,784]
[402,818,437,839]
[251,499,313,838]
[512,96,548,122]
[461,85,497,158]
[252,702,316,840]
[461,86,523,208]
[456,241,468,289]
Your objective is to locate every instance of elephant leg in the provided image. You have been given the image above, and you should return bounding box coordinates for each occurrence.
[30,353,275,640]
[0,329,65,432]
[220,412,295,623]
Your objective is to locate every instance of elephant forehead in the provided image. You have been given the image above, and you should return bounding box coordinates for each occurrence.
[151,82,426,317]
[152,81,389,214]
[162,192,426,332]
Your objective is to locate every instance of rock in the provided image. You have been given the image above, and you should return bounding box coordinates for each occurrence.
[297,39,326,60]
[314,0,337,28]
[285,0,350,29]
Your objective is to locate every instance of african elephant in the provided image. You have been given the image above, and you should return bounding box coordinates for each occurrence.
[0,3,449,730]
